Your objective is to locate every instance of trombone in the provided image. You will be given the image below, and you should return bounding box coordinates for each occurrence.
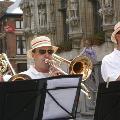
[47,54,93,99]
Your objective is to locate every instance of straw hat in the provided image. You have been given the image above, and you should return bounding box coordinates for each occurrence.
[111,22,120,44]
[27,36,58,58]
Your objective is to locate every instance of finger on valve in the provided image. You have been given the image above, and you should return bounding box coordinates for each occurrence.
[49,70,64,77]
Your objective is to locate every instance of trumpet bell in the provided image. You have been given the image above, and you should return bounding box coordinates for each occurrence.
[0,53,31,81]
[69,55,93,81]
[9,74,31,81]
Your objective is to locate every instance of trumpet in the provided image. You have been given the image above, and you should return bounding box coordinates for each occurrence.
[0,53,31,81]
[46,54,93,99]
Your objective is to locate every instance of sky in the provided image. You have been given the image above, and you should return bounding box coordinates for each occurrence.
[0,0,16,1]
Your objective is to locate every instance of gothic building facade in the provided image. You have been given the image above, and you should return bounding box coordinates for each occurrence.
[99,0,118,43]
[20,0,102,53]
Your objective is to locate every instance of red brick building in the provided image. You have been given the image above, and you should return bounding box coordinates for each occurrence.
[0,0,27,73]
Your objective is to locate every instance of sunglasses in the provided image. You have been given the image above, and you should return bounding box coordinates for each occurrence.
[116,31,120,34]
[38,49,54,55]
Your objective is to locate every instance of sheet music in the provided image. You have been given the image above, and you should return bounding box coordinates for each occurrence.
[42,77,80,120]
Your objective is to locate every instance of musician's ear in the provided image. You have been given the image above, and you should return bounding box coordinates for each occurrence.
[31,49,36,58]
[32,49,36,53]
[115,35,119,44]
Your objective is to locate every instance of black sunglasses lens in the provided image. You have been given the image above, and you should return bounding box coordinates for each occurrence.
[48,50,54,54]
[117,31,120,34]
[39,50,54,55]
[39,50,46,54]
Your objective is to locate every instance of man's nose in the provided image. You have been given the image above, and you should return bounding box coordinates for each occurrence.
[44,52,50,58]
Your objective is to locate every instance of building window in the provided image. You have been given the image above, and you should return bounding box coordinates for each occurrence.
[16,35,26,55]
[16,20,23,29]
[17,63,27,72]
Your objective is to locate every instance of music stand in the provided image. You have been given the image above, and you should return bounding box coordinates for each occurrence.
[0,79,47,120]
[42,74,82,120]
[94,81,120,120]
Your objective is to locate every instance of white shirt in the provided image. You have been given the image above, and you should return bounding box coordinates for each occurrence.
[3,65,49,81]
[101,49,120,82]
[20,65,49,79]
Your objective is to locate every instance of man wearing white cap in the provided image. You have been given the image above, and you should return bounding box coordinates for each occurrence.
[0,36,62,81]
[101,22,120,82]
[20,35,62,79]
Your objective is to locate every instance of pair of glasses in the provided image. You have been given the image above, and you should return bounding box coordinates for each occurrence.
[38,49,54,55]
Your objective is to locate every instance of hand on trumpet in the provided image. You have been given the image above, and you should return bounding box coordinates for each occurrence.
[49,65,64,77]
[45,59,67,77]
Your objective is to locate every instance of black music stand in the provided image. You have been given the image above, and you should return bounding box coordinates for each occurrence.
[94,81,120,120]
[0,79,47,120]
[42,74,82,120]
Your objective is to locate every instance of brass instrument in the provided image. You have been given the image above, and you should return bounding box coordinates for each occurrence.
[53,54,92,81]
[0,53,31,81]
[46,54,93,99]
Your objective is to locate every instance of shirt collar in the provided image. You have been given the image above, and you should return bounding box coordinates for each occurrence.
[29,65,40,75]
[29,65,49,76]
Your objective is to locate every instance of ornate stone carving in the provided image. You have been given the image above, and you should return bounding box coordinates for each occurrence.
[98,0,114,25]
[69,0,78,18]
[38,4,47,28]
[66,0,80,32]
[104,0,112,7]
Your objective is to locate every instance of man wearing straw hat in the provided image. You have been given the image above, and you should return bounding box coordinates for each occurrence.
[20,35,62,79]
[101,22,120,82]
[0,36,59,81]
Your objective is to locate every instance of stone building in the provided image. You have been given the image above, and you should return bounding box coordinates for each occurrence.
[95,0,120,61]
[19,0,120,64]
[20,0,103,54]
[0,0,27,73]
